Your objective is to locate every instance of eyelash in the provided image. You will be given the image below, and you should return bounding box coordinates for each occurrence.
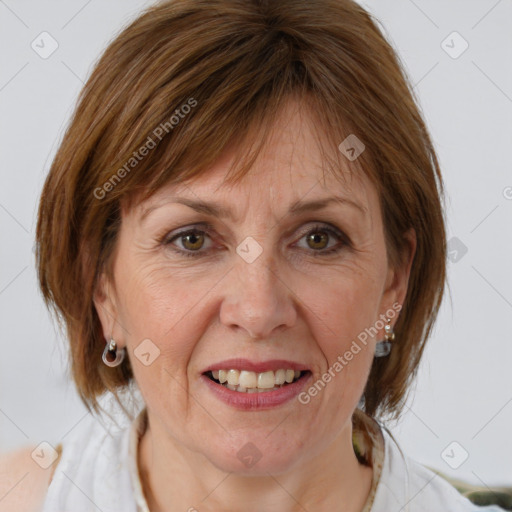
[161,222,350,259]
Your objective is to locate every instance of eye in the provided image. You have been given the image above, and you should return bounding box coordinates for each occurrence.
[163,225,214,258]
[294,223,348,255]
[161,222,349,259]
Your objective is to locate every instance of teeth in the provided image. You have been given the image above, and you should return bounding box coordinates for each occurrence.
[275,369,286,385]
[227,369,240,386]
[258,371,275,389]
[239,370,257,388]
[208,368,304,391]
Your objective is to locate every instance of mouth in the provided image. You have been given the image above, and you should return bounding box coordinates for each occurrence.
[203,368,311,393]
[200,358,313,409]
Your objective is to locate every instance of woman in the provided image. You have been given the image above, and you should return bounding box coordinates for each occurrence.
[0,0,506,511]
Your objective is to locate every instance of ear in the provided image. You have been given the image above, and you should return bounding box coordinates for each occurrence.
[93,271,120,343]
[380,228,417,317]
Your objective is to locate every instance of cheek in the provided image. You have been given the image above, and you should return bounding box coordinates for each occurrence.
[112,261,215,417]
[300,269,383,350]
[293,270,382,406]
[114,263,188,355]
[113,258,225,370]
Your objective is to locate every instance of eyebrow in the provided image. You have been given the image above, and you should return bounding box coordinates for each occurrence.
[140,195,367,222]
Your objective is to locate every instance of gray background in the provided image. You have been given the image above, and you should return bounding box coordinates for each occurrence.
[0,0,511,488]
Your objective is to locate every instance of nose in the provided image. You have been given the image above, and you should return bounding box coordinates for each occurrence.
[219,252,297,340]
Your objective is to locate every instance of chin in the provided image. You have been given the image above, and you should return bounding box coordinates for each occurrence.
[202,433,306,476]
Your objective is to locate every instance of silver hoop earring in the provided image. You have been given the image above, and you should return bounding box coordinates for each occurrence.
[102,338,126,367]
[374,317,395,358]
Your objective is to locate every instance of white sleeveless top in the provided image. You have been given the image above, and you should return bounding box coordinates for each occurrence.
[41,408,505,512]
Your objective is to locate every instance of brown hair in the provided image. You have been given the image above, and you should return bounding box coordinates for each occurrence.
[36,0,447,420]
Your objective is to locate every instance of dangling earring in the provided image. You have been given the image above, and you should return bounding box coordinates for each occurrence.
[102,338,126,367]
[374,317,395,357]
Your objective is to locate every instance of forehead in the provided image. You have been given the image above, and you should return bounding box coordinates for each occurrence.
[132,97,376,221]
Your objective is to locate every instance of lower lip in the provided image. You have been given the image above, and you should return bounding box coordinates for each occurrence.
[200,372,312,410]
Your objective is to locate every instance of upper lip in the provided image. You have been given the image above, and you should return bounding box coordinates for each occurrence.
[202,358,310,374]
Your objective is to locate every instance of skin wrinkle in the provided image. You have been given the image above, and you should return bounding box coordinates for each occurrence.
[94,98,415,512]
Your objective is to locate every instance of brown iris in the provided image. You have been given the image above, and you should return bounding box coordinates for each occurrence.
[181,231,205,251]
[306,230,329,250]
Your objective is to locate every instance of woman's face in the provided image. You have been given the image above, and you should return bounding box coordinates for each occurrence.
[96,99,414,475]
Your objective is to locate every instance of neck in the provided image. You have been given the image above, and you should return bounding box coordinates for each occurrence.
[137,412,374,512]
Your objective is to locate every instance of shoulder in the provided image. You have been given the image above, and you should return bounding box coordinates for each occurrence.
[0,411,137,512]
[0,443,61,512]
[40,412,137,511]
[374,428,505,511]
[404,456,506,511]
